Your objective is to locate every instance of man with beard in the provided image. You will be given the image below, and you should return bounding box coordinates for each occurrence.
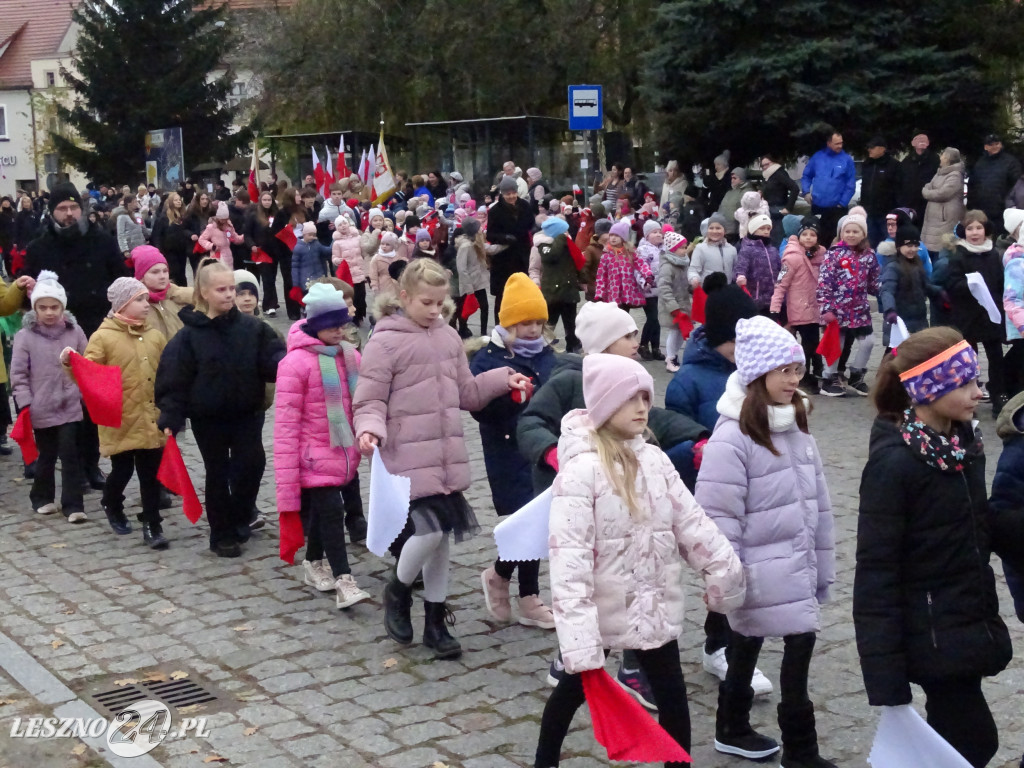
[22,182,129,490]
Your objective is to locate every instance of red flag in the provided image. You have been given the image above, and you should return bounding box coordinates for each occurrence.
[157,435,203,524]
[566,237,586,271]
[312,146,326,194]
[461,292,480,320]
[672,310,695,339]
[192,240,207,255]
[275,225,298,251]
[817,320,842,365]
[691,286,707,323]
[280,510,305,564]
[336,135,350,179]
[335,260,353,286]
[251,248,272,264]
[740,284,753,297]
[581,669,691,763]
[10,408,38,464]
[68,352,122,428]
[247,140,260,203]
[323,146,335,198]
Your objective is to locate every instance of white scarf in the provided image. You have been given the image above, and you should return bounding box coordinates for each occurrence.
[960,238,993,254]
[716,371,807,431]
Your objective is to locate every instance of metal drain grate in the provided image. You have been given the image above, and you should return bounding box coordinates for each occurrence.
[87,673,218,717]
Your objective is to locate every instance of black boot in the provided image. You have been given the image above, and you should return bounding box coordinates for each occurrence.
[778,700,836,768]
[158,487,174,510]
[103,504,132,535]
[422,601,462,659]
[383,575,414,645]
[87,466,107,490]
[715,680,779,759]
[142,521,169,550]
[638,342,654,361]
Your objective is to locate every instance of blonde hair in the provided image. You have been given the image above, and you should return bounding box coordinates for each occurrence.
[399,257,449,297]
[193,257,233,315]
[591,424,648,521]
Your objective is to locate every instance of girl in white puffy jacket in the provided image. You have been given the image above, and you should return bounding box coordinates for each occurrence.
[535,353,744,768]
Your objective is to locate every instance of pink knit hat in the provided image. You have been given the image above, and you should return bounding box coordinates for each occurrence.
[131,245,167,280]
[582,354,654,428]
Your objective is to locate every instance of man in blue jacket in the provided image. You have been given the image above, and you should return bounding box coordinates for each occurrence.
[801,131,857,240]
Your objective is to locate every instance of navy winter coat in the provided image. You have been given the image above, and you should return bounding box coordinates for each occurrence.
[665,327,734,431]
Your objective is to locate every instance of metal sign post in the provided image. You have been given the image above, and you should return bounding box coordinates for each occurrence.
[568,85,603,199]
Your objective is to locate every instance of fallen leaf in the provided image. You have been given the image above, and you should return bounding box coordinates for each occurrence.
[71,744,87,756]
[0,699,17,706]
[60,609,75,615]
[169,671,188,680]
[202,756,227,764]
[113,678,138,687]
[50,543,67,549]
[235,691,264,702]
[431,762,450,768]
[178,704,205,715]
[242,726,258,736]
[382,658,397,669]
[157,606,176,614]
[232,626,252,632]
[50,639,64,650]
[54,628,65,635]
[142,671,167,682]
[190,749,199,754]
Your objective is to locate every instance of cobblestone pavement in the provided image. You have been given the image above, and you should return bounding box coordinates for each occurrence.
[0,310,1022,768]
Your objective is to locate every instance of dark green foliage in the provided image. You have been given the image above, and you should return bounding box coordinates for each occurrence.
[53,0,244,183]
[642,0,1024,164]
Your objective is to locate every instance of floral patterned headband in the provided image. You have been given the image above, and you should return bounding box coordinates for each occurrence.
[898,340,979,405]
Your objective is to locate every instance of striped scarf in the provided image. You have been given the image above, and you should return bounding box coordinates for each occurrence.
[312,341,359,448]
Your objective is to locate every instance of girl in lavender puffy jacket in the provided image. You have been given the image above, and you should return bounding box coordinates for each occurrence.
[695,315,836,767]
[274,283,370,610]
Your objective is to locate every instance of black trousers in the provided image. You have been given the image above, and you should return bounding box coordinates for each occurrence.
[300,486,350,577]
[812,205,847,243]
[494,558,540,597]
[725,631,815,707]
[257,261,279,311]
[792,323,822,377]
[970,339,1005,402]
[535,640,690,768]
[341,475,363,522]
[352,282,367,324]
[546,299,579,350]
[705,610,732,653]
[920,676,998,768]
[167,251,188,288]
[279,253,300,319]
[77,410,101,474]
[456,290,489,336]
[191,415,265,547]
[640,296,661,350]
[31,422,83,515]
[103,448,163,524]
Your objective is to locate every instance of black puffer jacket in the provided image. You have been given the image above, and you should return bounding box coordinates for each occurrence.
[22,217,128,336]
[485,198,534,294]
[859,153,901,216]
[968,149,1022,219]
[155,306,285,433]
[854,417,1012,707]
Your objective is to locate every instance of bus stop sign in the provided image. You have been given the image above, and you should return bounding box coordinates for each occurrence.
[568,85,603,131]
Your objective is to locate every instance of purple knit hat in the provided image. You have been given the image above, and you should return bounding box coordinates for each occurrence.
[609,220,631,241]
[734,316,805,385]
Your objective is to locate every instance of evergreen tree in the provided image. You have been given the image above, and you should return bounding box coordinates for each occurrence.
[642,0,1024,164]
[53,0,242,183]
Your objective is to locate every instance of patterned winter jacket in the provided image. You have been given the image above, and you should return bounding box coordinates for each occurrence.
[1003,243,1024,342]
[635,239,663,299]
[594,245,653,307]
[733,235,781,311]
[816,241,880,329]
[550,409,745,674]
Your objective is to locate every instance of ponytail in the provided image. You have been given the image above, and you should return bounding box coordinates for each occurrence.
[193,257,232,315]
[872,326,965,419]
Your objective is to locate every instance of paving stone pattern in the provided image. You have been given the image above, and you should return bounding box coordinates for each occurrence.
[0,310,1022,768]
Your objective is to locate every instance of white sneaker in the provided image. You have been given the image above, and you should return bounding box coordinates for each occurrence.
[266,308,277,318]
[36,503,59,515]
[666,357,680,373]
[67,511,87,523]
[302,560,335,592]
[702,648,773,696]
[335,574,370,609]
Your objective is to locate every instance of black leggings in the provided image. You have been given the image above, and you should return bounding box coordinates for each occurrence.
[726,631,815,706]
[920,677,998,768]
[353,282,367,323]
[705,610,732,653]
[546,300,579,350]
[300,486,350,577]
[641,296,660,350]
[970,339,1005,402]
[535,640,690,768]
[456,290,489,336]
[103,448,163,524]
[258,261,279,311]
[792,323,822,377]
[31,422,83,515]
[494,558,540,597]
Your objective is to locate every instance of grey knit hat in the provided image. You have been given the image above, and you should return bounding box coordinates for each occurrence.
[107,277,148,316]
[499,176,518,193]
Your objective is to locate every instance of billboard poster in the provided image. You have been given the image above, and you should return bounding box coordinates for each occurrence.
[144,127,184,190]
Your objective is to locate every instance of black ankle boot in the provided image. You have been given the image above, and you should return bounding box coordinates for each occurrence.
[383,575,414,645]
[778,700,836,768]
[638,343,654,361]
[715,681,779,759]
[142,521,169,550]
[422,601,461,659]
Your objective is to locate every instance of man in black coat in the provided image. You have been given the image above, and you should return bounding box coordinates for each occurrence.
[859,136,902,247]
[967,134,1022,235]
[22,182,129,489]
[898,133,940,220]
[485,176,534,324]
[759,154,800,246]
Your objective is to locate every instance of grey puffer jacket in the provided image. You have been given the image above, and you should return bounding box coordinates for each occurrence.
[10,311,88,429]
[550,409,745,674]
[657,249,691,326]
[695,372,835,637]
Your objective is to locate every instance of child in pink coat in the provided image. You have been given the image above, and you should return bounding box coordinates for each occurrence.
[275,282,370,609]
[331,215,367,324]
[198,202,244,269]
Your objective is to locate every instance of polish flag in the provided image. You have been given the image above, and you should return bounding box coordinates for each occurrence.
[323,146,334,197]
[312,146,326,193]
[357,148,368,184]
[337,136,350,179]
[247,140,260,202]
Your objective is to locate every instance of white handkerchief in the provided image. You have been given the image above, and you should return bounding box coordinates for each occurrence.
[367,447,412,557]
[867,705,972,767]
[966,272,1002,324]
[889,316,910,348]
[493,489,553,562]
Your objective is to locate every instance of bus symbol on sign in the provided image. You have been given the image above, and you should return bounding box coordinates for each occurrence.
[568,85,603,130]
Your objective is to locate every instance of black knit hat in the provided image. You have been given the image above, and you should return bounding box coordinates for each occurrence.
[703,278,759,347]
[895,224,921,248]
[49,182,82,210]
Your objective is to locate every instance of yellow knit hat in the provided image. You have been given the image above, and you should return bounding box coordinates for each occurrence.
[498,273,549,328]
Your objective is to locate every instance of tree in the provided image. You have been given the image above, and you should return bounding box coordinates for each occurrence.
[52,0,244,183]
[642,0,1024,165]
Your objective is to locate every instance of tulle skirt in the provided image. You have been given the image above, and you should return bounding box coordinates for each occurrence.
[408,492,480,543]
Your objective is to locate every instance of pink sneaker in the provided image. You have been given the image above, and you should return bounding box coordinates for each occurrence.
[481,566,512,622]
[517,595,555,629]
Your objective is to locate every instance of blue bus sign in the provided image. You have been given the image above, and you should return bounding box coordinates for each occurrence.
[568,85,603,131]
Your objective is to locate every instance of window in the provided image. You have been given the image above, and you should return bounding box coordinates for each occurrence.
[45,71,56,87]
[226,80,248,108]
[0,105,7,139]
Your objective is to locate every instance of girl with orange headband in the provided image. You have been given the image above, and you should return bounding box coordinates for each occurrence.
[853,327,1012,768]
